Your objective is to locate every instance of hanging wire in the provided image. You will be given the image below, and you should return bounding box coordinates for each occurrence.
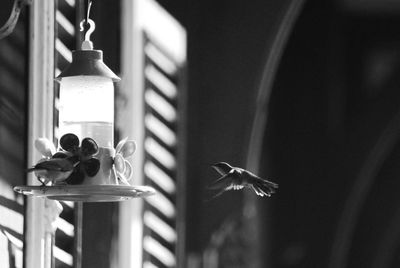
[85,0,92,25]
[80,0,95,48]
[81,0,93,34]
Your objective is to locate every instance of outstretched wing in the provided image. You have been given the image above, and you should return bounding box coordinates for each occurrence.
[206,173,243,201]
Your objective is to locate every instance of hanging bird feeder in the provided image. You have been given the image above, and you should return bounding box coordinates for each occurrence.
[14,2,155,202]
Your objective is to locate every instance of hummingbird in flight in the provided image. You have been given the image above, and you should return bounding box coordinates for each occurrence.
[208,162,278,199]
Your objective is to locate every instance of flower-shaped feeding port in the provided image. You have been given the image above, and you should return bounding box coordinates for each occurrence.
[59,133,101,185]
[14,134,156,202]
[114,138,136,185]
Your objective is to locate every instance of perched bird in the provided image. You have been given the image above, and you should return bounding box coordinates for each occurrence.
[208,162,278,199]
[27,157,80,186]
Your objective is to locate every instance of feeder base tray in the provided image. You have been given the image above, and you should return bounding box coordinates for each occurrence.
[14,185,156,202]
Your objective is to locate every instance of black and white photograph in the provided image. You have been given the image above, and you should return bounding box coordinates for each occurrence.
[1,0,400,267]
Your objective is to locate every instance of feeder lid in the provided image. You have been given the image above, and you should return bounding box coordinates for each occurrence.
[55,50,120,82]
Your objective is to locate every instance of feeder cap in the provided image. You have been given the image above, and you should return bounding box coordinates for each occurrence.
[55,50,120,82]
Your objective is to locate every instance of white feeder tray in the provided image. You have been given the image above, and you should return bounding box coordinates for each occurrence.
[14,185,156,202]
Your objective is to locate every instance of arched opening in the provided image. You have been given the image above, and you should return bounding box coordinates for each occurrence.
[251,0,400,267]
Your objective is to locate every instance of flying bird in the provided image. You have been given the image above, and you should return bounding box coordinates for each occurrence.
[208,162,278,199]
[27,157,80,186]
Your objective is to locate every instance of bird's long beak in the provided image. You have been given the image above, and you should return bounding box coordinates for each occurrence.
[211,163,231,175]
[211,165,225,175]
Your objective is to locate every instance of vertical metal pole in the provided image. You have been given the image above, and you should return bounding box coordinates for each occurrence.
[74,3,84,268]
[74,202,83,268]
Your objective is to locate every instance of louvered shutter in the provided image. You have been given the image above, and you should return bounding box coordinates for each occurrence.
[142,35,183,268]
[118,0,186,267]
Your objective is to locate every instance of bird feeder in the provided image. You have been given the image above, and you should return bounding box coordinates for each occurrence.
[14,14,155,202]
[56,50,119,150]
[55,19,119,186]
[55,19,118,146]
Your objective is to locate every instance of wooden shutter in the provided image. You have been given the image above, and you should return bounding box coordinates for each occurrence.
[142,34,183,268]
[118,0,186,267]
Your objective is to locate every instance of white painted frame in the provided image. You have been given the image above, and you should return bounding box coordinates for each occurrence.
[25,1,56,268]
[118,0,186,267]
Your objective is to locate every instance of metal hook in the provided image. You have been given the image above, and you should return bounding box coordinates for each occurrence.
[79,0,95,50]
[80,18,95,42]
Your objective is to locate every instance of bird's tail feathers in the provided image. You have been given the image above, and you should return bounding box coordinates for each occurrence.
[254,180,278,197]
[259,178,278,189]
[251,185,267,196]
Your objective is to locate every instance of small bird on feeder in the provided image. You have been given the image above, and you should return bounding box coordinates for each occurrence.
[208,162,278,199]
[27,156,80,186]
